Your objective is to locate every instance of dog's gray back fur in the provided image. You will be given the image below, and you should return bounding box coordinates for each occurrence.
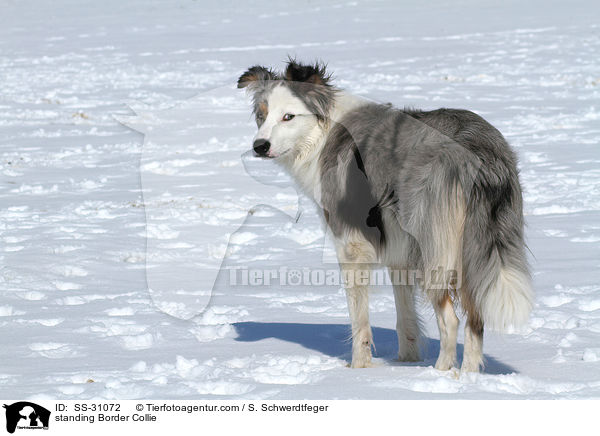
[319,102,532,327]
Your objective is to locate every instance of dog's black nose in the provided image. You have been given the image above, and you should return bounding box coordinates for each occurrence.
[253,139,270,157]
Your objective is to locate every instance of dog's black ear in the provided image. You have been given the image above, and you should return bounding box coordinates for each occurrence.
[284,59,331,86]
[237,66,277,89]
[284,58,336,120]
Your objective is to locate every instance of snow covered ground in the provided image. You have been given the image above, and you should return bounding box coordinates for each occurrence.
[1,0,599,399]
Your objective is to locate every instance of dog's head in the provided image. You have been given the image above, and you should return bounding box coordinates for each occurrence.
[237,59,336,159]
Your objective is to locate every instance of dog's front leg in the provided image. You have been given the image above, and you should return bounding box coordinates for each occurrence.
[336,234,376,368]
[342,263,372,367]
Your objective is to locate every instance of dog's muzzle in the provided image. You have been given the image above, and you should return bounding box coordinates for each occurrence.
[253,139,271,157]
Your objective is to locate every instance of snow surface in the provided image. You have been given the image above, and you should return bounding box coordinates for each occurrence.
[1,0,599,399]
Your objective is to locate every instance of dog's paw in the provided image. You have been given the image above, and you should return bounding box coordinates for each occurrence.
[434,353,457,371]
[349,351,374,368]
[449,367,461,379]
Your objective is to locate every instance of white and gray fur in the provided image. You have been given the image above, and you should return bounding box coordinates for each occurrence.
[238,60,533,373]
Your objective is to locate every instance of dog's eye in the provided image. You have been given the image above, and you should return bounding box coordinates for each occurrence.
[282,113,295,121]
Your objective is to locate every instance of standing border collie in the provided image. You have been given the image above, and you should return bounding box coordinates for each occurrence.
[237,59,533,373]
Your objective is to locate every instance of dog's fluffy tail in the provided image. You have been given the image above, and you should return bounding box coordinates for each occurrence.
[461,155,534,332]
[466,243,533,331]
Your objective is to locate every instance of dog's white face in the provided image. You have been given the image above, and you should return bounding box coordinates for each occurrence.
[252,85,319,159]
[238,61,336,161]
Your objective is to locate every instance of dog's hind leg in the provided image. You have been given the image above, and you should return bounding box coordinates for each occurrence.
[433,293,459,370]
[462,317,484,373]
[461,300,484,373]
[336,232,377,368]
[391,278,421,362]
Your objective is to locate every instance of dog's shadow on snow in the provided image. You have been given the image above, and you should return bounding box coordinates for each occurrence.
[233,322,516,375]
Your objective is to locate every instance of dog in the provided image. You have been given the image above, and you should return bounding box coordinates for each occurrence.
[237,59,533,372]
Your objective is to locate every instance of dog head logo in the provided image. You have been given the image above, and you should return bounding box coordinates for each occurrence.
[3,402,50,434]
